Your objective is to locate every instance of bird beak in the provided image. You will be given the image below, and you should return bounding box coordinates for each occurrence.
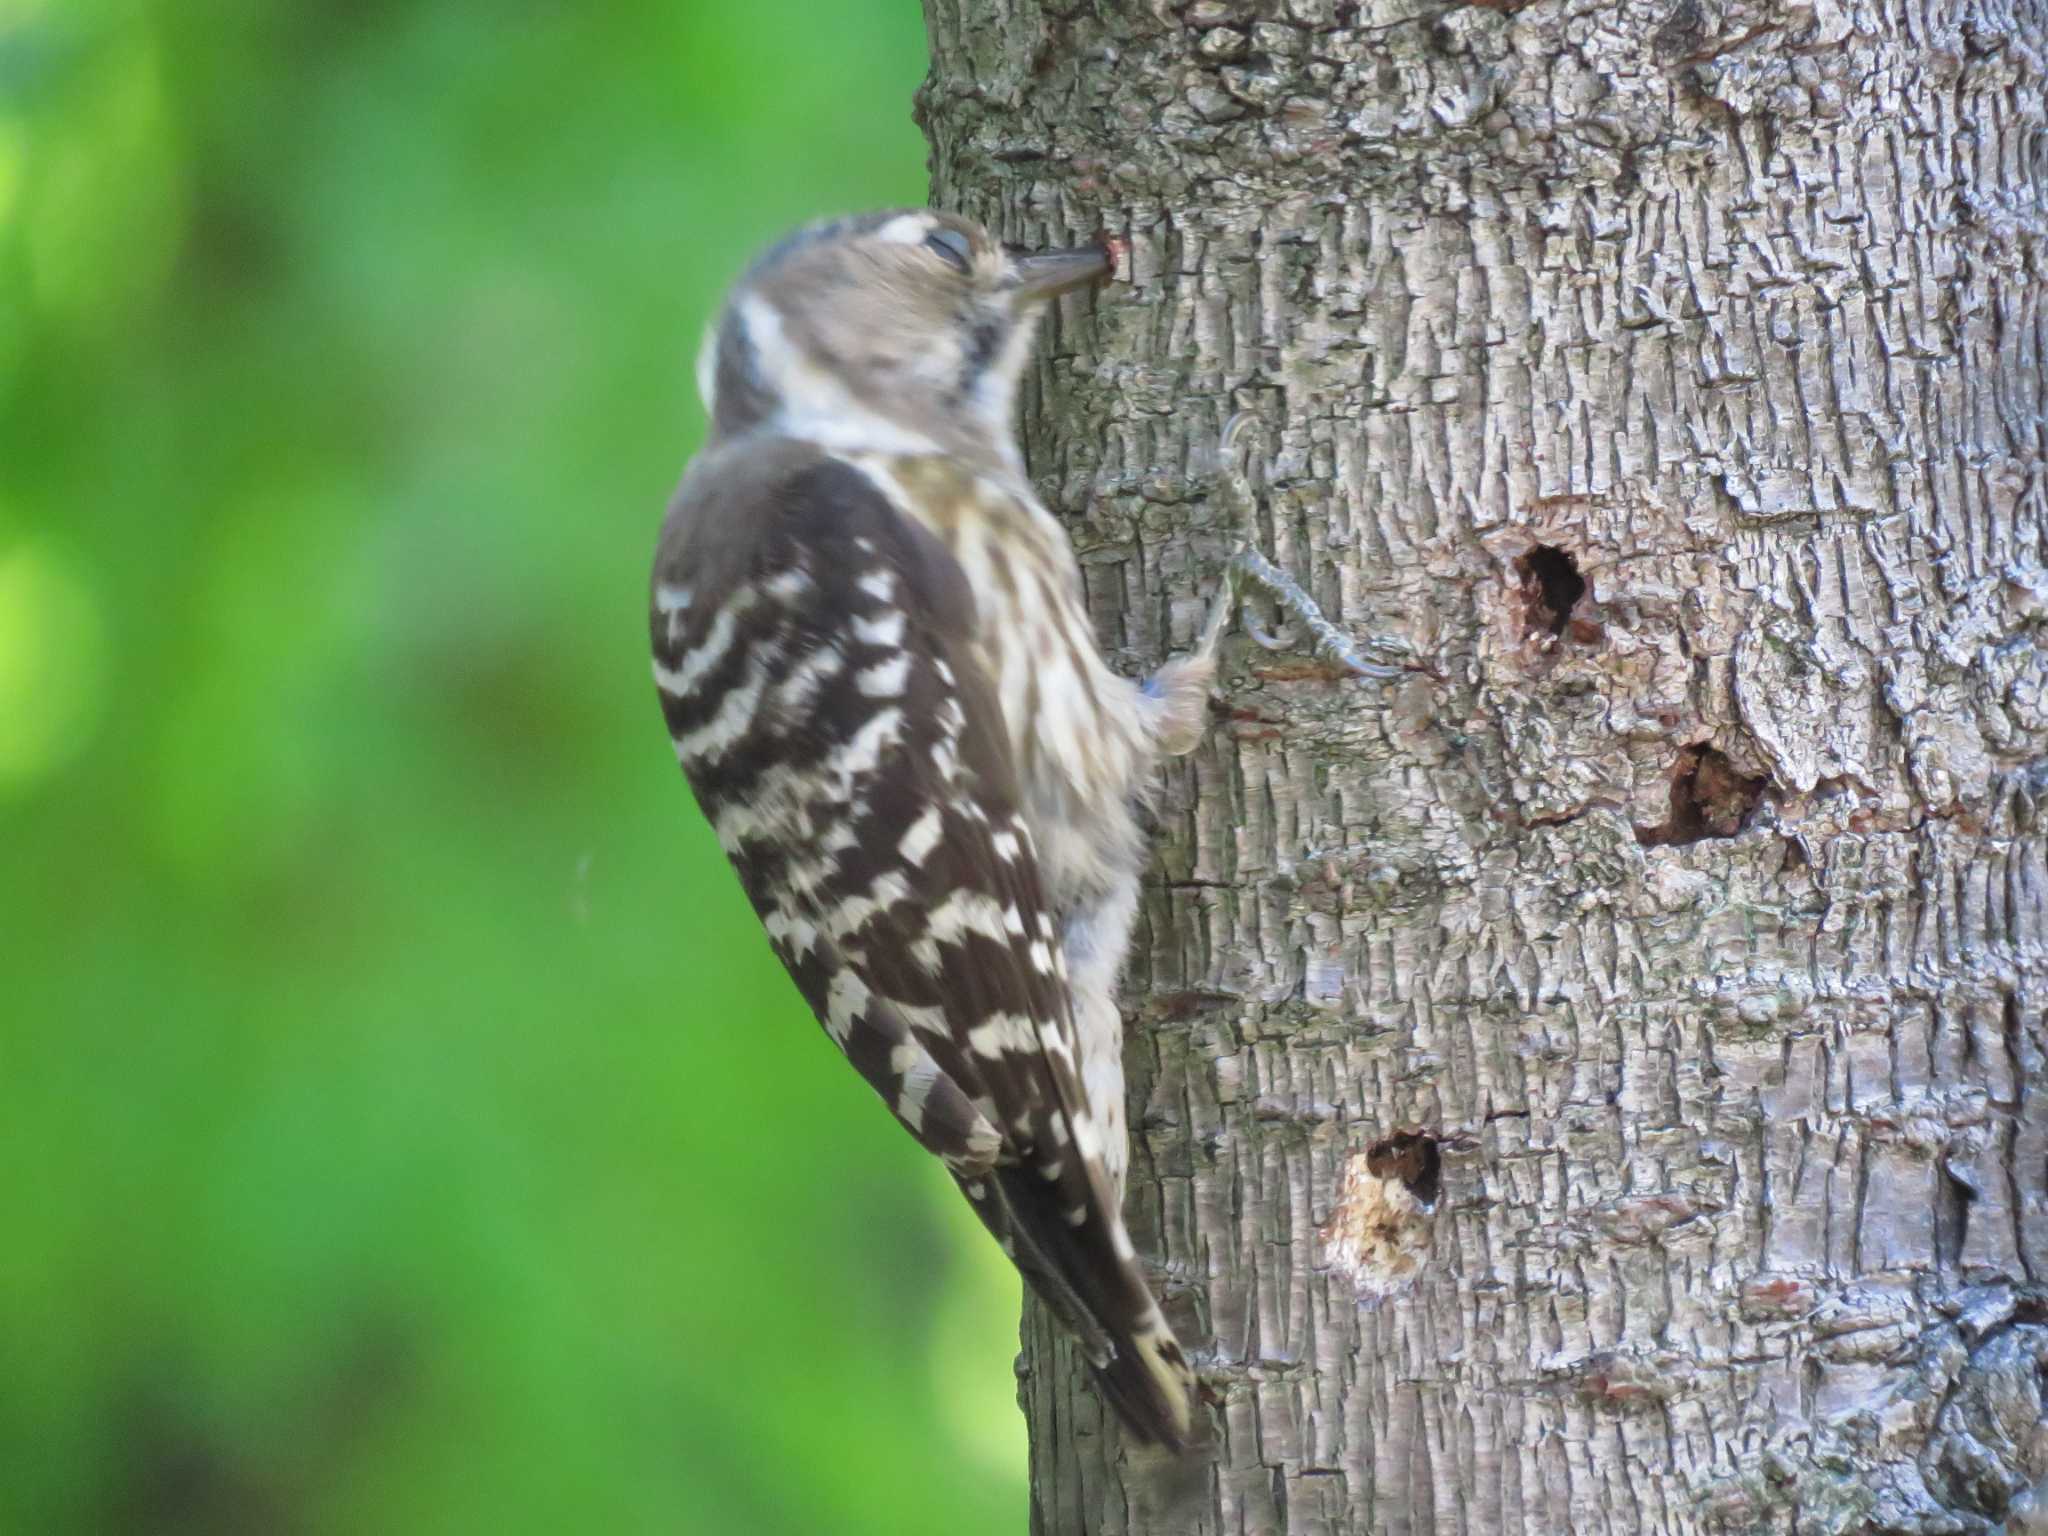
[1010,245,1112,304]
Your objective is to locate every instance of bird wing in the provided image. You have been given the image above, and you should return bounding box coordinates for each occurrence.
[651,441,1193,1447]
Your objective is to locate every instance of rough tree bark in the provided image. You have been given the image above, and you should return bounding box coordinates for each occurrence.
[919,2,2048,1533]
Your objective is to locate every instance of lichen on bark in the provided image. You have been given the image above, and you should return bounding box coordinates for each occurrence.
[919,1,2048,1531]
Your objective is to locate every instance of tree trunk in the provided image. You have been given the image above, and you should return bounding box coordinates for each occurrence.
[919,2,2048,1532]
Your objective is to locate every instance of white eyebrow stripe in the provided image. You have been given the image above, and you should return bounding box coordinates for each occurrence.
[874,213,932,245]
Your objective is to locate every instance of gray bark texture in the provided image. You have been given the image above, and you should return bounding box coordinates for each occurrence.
[917,2,2048,1533]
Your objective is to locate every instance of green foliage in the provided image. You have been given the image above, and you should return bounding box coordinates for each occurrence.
[0,2,1027,1529]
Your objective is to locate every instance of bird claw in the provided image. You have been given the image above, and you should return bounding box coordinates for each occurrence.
[1226,546,1413,680]
[1207,415,1419,682]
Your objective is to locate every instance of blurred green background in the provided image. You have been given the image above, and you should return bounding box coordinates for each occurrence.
[0,1,1031,1530]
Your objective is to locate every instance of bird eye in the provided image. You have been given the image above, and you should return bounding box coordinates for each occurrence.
[924,228,973,272]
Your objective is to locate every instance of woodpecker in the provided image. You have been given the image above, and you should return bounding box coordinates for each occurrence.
[648,209,1407,1448]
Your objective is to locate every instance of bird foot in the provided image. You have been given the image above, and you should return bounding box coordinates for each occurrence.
[1222,547,1414,679]
[1206,412,1416,680]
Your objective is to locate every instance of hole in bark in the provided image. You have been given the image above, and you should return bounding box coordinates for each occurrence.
[1365,1131,1442,1207]
[1635,745,1770,846]
[1322,1134,1439,1303]
[1515,544,1585,641]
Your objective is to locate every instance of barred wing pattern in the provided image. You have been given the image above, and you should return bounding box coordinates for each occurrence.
[650,443,1193,1447]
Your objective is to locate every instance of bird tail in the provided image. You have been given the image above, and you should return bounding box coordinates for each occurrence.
[962,1165,1197,1451]
[1084,1310,1198,1452]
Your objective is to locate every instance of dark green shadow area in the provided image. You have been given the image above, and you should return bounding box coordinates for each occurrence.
[0,2,1027,1530]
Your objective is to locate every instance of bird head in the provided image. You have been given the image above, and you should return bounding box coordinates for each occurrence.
[695,209,1109,468]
